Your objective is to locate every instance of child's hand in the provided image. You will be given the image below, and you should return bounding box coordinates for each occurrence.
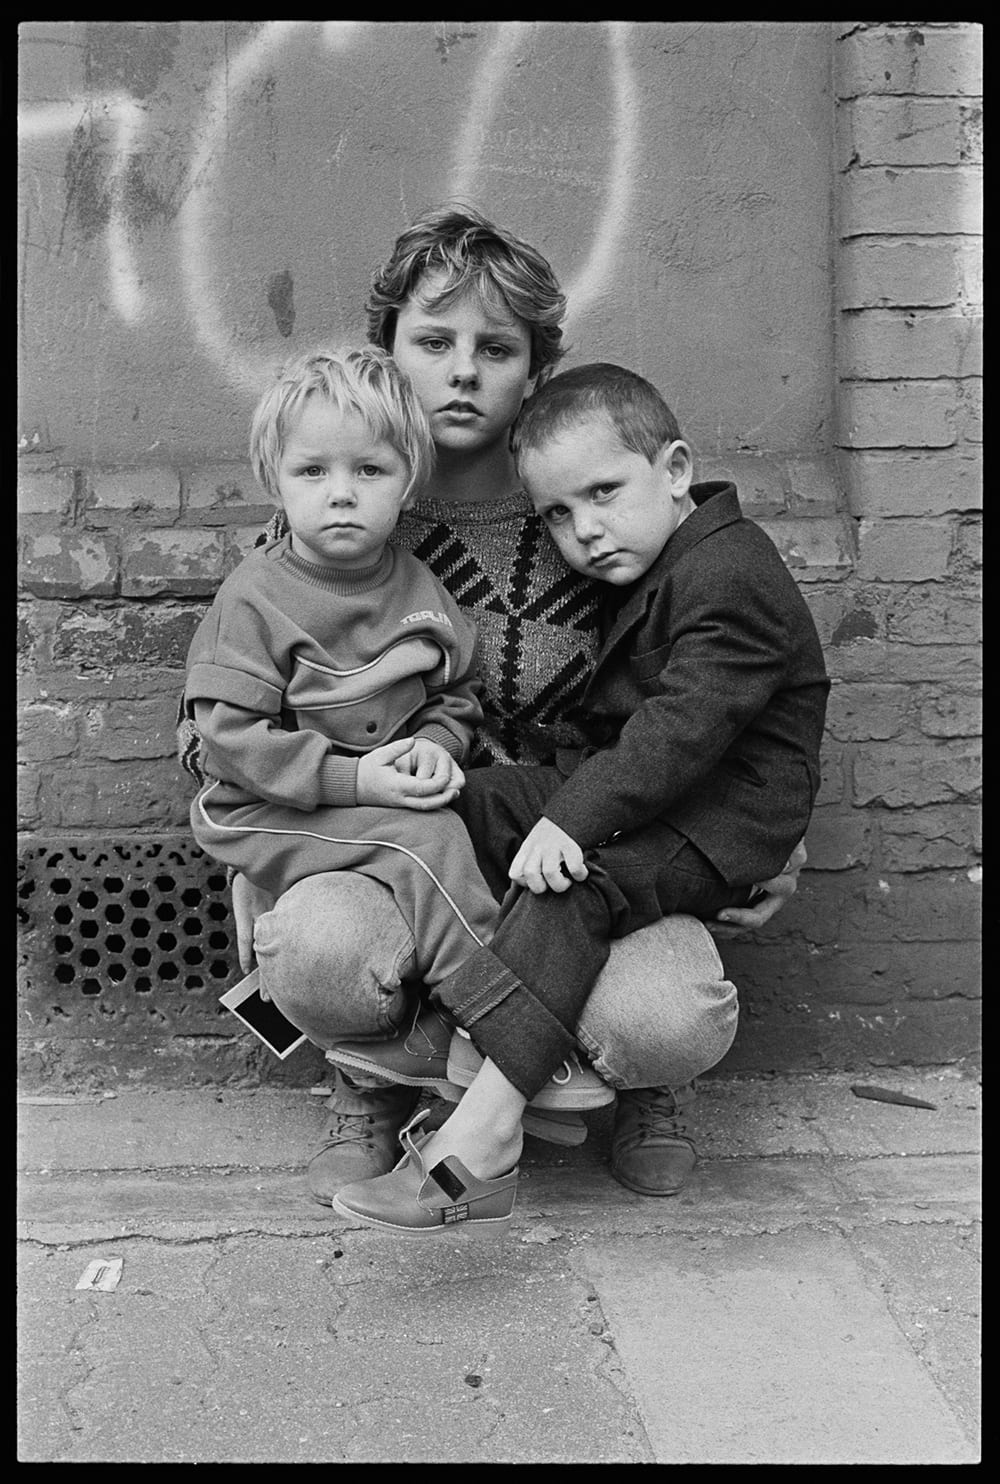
[710,839,807,937]
[356,738,462,810]
[392,736,465,796]
[230,872,275,978]
[509,817,588,895]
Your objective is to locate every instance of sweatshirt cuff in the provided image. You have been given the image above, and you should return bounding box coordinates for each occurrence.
[317,754,359,807]
[414,723,467,762]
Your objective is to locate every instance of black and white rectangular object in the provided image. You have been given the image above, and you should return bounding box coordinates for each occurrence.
[219,969,307,1059]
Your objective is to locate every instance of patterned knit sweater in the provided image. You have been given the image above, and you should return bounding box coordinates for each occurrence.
[177,491,601,784]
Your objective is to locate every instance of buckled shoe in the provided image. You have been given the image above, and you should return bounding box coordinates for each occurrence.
[331,1109,518,1237]
[610,1082,698,1196]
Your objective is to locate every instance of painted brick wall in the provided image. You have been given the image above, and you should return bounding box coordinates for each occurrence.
[17,21,980,1086]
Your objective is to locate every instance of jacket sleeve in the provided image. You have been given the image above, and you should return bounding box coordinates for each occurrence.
[410,591,484,762]
[541,553,798,849]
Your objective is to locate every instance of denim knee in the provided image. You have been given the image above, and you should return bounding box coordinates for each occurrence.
[575,914,739,1091]
[252,871,417,1049]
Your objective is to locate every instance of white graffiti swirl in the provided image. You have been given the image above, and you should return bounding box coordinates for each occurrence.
[21,21,638,392]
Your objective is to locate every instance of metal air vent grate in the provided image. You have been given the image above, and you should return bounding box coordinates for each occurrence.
[17,837,240,1031]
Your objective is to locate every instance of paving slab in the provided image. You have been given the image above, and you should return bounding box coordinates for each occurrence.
[582,1228,977,1464]
[17,1070,980,1464]
[19,1235,652,1464]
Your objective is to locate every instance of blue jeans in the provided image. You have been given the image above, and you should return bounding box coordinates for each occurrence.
[253,871,739,1095]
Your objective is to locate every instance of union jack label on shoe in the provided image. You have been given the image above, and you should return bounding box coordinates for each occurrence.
[442,1204,470,1224]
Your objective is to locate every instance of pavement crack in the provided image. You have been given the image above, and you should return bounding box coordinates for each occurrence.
[52,1305,101,1452]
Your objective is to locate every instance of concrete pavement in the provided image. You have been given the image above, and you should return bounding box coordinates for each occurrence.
[17,1068,980,1463]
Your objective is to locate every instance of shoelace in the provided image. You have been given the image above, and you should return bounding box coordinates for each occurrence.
[317,1110,375,1152]
[403,1008,449,1060]
[630,1090,691,1142]
[550,1051,595,1086]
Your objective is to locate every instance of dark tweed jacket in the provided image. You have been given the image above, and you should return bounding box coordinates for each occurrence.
[543,481,830,888]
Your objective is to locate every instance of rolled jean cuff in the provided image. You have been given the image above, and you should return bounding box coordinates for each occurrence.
[431,944,578,1101]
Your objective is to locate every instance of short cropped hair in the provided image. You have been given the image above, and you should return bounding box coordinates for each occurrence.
[511,362,683,469]
[366,204,567,382]
[250,346,435,504]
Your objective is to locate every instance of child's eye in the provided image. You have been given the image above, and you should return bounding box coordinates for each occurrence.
[358,463,383,478]
[420,337,449,353]
[593,483,618,500]
[544,505,569,524]
[302,465,325,478]
[482,343,512,360]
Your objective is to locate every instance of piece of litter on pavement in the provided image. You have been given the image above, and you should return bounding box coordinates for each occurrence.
[850,1084,937,1110]
[520,1223,562,1244]
[309,1085,333,1097]
[75,1258,124,1292]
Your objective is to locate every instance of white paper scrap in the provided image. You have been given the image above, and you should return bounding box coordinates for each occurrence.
[75,1258,124,1292]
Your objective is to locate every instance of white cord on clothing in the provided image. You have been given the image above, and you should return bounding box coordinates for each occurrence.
[196,780,487,947]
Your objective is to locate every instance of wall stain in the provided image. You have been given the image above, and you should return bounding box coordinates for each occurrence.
[121,155,184,230]
[62,127,184,242]
[267,270,296,338]
[831,608,878,645]
[63,122,111,242]
[84,20,181,100]
[434,28,478,63]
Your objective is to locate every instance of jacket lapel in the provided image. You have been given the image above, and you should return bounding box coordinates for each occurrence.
[597,482,742,660]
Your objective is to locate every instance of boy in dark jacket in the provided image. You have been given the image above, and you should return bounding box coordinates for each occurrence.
[331,361,829,1236]
[499,362,829,903]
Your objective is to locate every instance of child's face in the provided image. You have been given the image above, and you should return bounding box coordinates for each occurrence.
[276,395,411,570]
[391,274,533,457]
[522,415,695,586]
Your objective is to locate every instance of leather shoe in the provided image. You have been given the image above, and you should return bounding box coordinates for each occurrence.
[307,1069,418,1206]
[332,1110,518,1236]
[610,1082,698,1196]
[434,1079,588,1146]
[324,1007,461,1098]
[447,1030,615,1111]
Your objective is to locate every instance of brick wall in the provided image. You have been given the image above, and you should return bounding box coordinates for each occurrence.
[18,463,272,835]
[718,21,982,1071]
[16,460,301,1088]
[17,21,981,1086]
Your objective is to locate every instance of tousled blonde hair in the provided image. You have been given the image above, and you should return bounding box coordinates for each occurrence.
[250,345,434,504]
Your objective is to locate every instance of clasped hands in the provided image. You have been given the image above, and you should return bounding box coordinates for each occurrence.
[355,736,464,810]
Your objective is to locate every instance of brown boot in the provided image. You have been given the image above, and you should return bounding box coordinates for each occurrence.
[610,1081,698,1197]
[308,1068,418,1207]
